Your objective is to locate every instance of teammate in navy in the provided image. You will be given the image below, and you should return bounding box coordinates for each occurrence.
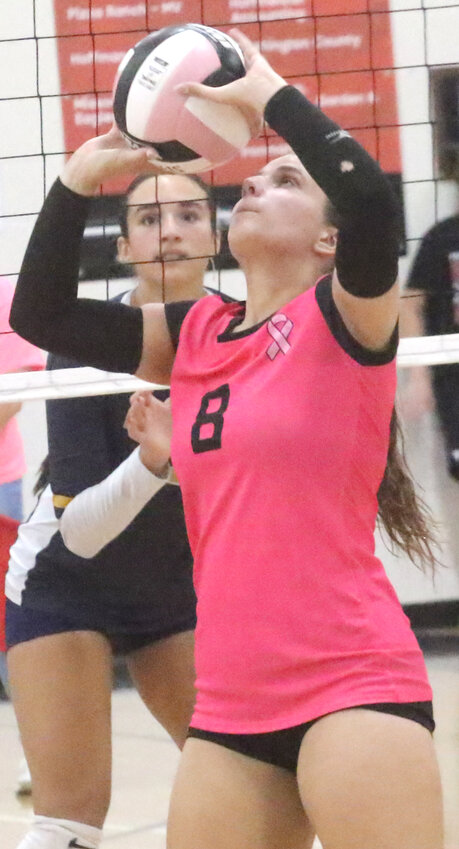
[6,171,219,849]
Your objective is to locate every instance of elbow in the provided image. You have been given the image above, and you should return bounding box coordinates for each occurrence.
[9,298,44,348]
[9,299,26,338]
[60,523,99,560]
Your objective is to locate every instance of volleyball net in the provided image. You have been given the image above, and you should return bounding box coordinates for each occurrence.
[0,0,458,645]
[1,0,459,398]
[0,330,458,404]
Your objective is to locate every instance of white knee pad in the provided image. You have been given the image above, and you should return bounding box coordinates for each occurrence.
[16,816,102,849]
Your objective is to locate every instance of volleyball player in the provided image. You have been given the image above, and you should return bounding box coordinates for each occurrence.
[5,172,220,849]
[11,29,444,849]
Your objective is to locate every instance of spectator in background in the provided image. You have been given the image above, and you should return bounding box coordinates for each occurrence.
[402,206,459,479]
[0,276,45,518]
[0,275,44,795]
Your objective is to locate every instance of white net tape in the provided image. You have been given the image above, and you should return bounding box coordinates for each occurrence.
[0,333,458,403]
[396,332,459,368]
[0,366,162,403]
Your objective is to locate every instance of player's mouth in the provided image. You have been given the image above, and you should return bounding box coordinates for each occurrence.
[233,199,259,215]
[156,251,188,262]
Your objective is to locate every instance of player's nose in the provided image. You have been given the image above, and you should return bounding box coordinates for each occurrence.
[160,211,181,239]
[242,175,264,197]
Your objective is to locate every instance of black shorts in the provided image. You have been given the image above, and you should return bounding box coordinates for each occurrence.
[5,598,195,656]
[188,701,435,774]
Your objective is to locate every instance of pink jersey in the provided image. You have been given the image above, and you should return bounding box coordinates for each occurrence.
[170,278,432,733]
[0,278,44,485]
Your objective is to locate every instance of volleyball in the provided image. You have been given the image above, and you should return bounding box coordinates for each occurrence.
[112,24,251,174]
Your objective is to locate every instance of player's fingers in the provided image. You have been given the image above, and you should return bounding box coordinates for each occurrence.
[175,68,253,103]
[104,124,129,147]
[228,28,259,64]
[103,128,161,166]
[129,390,150,406]
[142,393,158,410]
[102,147,155,177]
[124,398,146,429]
[175,80,227,100]
[144,396,171,422]
[123,409,134,429]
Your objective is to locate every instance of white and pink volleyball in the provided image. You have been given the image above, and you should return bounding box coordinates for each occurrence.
[113,24,251,173]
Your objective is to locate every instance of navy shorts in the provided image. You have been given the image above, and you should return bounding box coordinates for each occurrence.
[188,700,435,773]
[5,598,195,656]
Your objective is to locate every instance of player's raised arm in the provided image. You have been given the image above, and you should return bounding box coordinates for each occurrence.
[181,28,401,351]
[9,128,175,384]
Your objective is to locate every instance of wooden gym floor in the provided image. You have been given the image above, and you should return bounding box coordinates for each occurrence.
[0,642,458,848]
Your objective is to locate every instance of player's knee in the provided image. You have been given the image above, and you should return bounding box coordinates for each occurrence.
[15,815,102,849]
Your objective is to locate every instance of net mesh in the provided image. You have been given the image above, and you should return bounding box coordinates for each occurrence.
[1,0,459,396]
[1,12,459,837]
[0,0,458,630]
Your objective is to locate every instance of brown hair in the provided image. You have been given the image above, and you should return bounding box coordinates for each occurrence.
[377,409,439,573]
[33,455,50,497]
[324,201,439,572]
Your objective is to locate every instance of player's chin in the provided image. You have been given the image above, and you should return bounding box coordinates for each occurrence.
[228,218,263,253]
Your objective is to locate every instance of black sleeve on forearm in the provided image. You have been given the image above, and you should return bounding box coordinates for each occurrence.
[264,86,401,298]
[10,178,144,374]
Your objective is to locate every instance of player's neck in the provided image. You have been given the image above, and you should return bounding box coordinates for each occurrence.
[131,277,206,307]
[239,256,319,330]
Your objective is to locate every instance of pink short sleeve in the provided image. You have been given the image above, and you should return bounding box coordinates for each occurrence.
[0,278,45,373]
[0,278,45,486]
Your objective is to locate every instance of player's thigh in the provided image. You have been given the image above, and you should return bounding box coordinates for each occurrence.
[126,629,196,748]
[167,737,315,849]
[8,630,113,824]
[297,708,444,849]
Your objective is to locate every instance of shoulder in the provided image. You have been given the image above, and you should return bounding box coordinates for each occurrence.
[166,294,238,350]
[316,276,398,366]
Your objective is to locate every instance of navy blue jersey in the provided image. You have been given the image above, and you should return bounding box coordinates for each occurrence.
[8,293,196,634]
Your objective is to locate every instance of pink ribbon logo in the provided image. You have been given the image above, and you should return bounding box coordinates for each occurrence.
[266,313,293,360]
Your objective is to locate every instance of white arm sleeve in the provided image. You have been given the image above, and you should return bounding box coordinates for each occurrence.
[60,447,175,559]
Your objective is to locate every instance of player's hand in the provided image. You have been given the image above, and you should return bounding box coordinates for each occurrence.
[124,390,172,475]
[175,29,286,137]
[60,125,163,196]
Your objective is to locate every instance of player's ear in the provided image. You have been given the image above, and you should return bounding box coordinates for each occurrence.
[314,226,337,259]
[117,235,131,264]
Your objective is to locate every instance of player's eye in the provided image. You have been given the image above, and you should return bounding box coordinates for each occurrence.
[141,214,159,226]
[181,210,200,223]
[277,174,297,186]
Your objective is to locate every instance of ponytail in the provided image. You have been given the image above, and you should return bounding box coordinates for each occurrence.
[33,455,50,497]
[377,408,439,573]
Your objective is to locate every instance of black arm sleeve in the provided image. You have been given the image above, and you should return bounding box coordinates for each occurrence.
[10,179,144,374]
[164,300,196,350]
[264,86,401,298]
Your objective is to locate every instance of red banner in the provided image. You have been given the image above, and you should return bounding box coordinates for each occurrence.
[54,0,401,187]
